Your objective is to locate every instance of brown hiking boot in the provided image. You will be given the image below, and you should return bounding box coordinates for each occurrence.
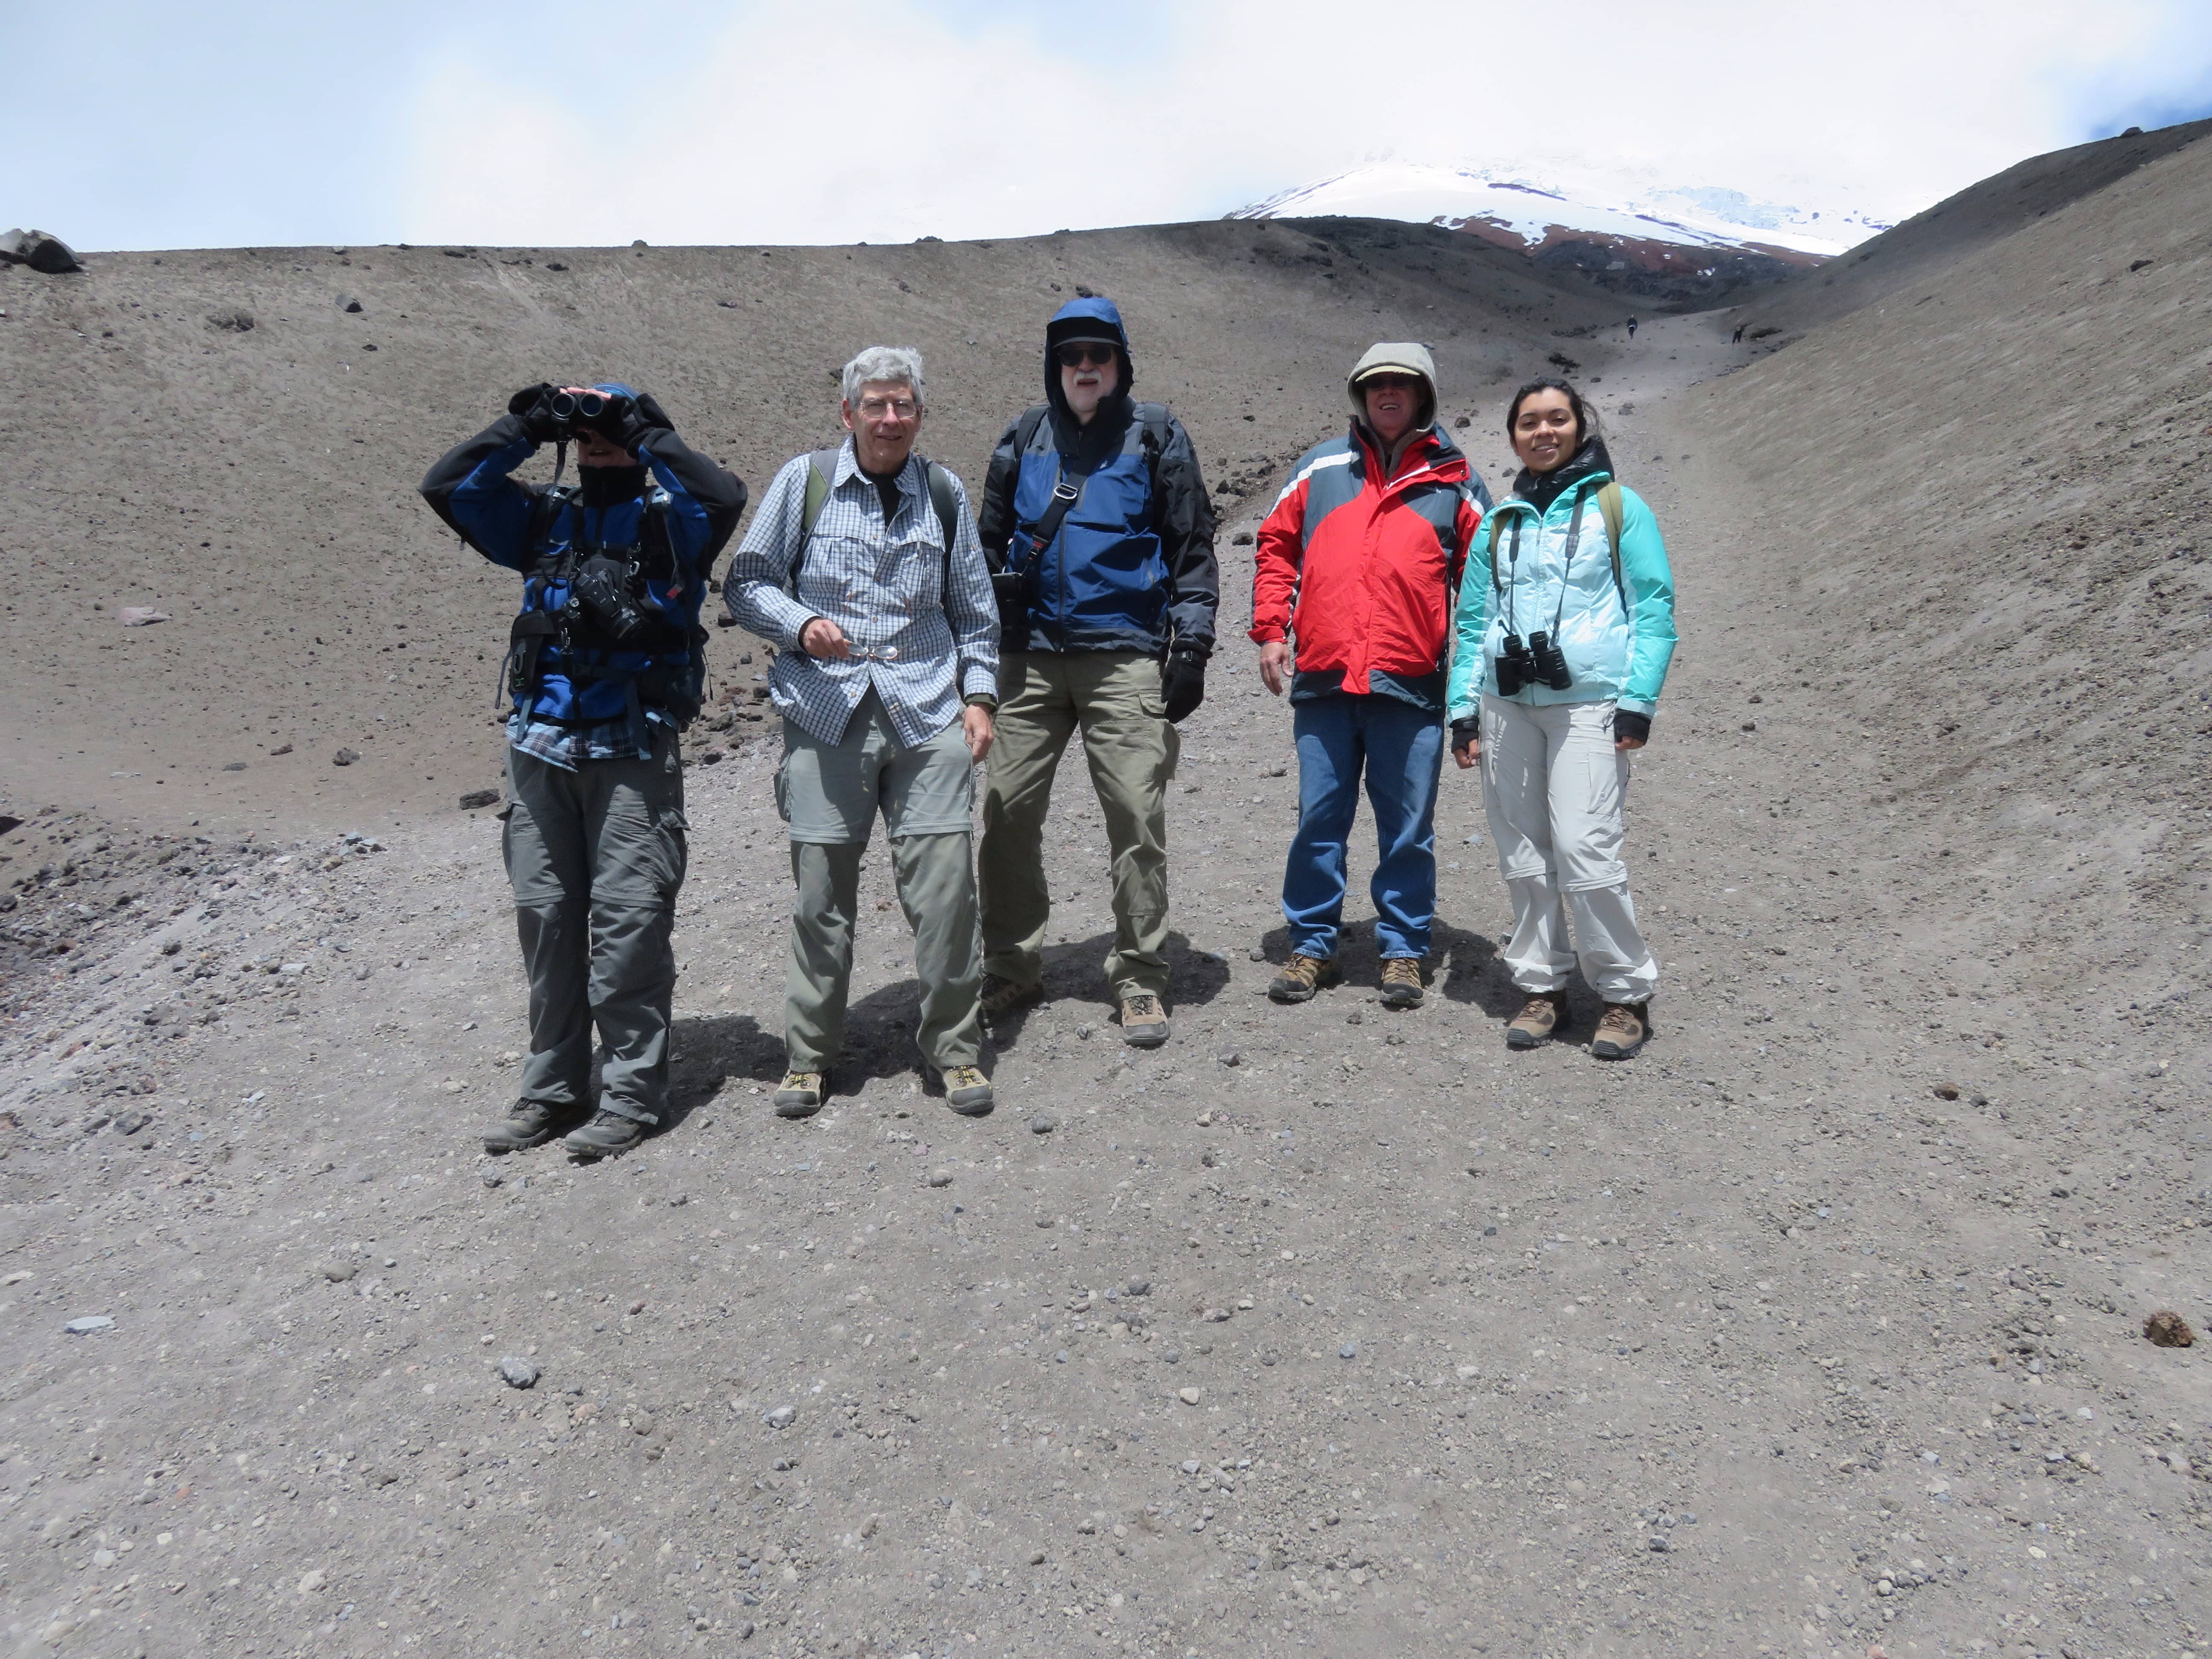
[1379,958,1426,1009]
[1267,955,1340,1003]
[1505,990,1569,1050]
[979,975,1042,1021]
[1119,993,1169,1048]
[1591,1001,1652,1060]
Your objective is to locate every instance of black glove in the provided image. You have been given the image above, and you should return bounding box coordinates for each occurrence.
[1450,718,1480,752]
[508,382,560,443]
[589,390,673,454]
[1613,709,1652,745]
[1161,647,1207,723]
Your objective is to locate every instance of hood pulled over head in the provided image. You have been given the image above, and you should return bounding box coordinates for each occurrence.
[1345,341,1439,434]
[1044,296,1135,419]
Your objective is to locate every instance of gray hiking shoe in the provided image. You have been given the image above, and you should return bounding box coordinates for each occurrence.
[483,1098,581,1154]
[1120,994,1170,1048]
[562,1110,649,1159]
[773,1071,824,1119]
[1590,1001,1652,1060]
[1267,955,1340,1003]
[941,1065,995,1117]
[1505,990,1569,1050]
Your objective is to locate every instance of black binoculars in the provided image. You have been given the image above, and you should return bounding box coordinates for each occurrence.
[1496,630,1572,696]
[543,389,632,440]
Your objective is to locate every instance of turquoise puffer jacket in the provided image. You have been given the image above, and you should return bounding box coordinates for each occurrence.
[1446,468,1676,719]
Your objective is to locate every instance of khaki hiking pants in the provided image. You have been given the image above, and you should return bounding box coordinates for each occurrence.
[775,690,983,1074]
[503,728,687,1124]
[979,651,1179,1003]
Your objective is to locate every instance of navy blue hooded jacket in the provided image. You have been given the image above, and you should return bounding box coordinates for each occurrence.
[976,297,1219,657]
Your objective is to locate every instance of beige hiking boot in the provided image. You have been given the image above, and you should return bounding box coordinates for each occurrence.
[773,1071,824,1119]
[942,1065,996,1116]
[1267,955,1340,1004]
[1379,958,1426,1009]
[1505,990,1569,1050]
[1591,1001,1652,1060]
[1119,993,1170,1048]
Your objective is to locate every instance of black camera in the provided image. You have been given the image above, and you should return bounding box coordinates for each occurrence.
[1495,631,1572,696]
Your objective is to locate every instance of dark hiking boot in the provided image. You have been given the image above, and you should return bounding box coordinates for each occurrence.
[1119,994,1170,1048]
[483,1098,581,1154]
[942,1065,995,1117]
[773,1071,824,1119]
[1505,990,1570,1050]
[562,1110,649,1159]
[980,975,1042,1021]
[1591,1001,1653,1060]
[1379,958,1426,1009]
[1267,955,1340,1003]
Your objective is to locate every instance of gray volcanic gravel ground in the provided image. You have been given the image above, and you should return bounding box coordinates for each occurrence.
[3,155,2211,1658]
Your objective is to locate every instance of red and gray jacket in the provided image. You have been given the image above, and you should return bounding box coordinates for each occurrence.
[1250,423,1489,710]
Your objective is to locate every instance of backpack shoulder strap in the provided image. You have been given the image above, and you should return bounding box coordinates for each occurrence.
[1596,482,1627,609]
[1013,404,1051,456]
[791,447,844,592]
[925,460,959,554]
[527,483,577,562]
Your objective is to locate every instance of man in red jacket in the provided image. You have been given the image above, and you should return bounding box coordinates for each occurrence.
[1251,342,1489,1009]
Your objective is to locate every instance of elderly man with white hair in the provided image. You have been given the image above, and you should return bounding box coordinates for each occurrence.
[724,346,1001,1119]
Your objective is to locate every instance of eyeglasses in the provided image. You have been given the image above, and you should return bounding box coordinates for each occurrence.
[1361,373,1418,392]
[857,396,918,419]
[1055,343,1116,369]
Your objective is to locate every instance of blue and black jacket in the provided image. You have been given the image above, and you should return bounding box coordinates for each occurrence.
[977,297,1219,657]
[419,407,747,730]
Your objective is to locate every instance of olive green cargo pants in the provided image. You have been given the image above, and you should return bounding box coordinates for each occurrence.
[978,651,1178,1002]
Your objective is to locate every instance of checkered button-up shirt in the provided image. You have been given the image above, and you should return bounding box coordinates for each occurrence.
[723,440,998,748]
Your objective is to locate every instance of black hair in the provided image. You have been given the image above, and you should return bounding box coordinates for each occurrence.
[1505,377,1601,447]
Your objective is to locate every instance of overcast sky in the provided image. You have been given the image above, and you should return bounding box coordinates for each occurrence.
[9,0,2212,250]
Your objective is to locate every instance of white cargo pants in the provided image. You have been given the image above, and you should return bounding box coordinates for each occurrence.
[1479,694,1658,1005]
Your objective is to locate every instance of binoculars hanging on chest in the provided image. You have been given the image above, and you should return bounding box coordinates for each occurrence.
[1496,631,1573,695]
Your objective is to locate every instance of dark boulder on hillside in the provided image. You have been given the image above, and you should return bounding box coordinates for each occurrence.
[0,229,83,274]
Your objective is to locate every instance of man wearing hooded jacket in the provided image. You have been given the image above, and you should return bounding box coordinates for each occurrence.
[1252,343,1489,1010]
[975,297,1219,1048]
[421,384,746,1158]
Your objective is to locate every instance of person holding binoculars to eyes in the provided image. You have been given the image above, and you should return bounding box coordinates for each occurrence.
[1447,377,1676,1060]
[722,346,1001,1120]
[420,381,747,1157]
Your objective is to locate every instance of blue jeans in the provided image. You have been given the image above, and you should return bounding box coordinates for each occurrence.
[1281,693,1445,960]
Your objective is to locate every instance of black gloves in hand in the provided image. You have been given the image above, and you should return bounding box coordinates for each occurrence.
[589,390,674,454]
[1612,709,1652,745]
[1161,647,1207,724]
[508,383,560,443]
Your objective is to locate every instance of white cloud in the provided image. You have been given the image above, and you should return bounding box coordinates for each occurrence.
[400,0,2212,246]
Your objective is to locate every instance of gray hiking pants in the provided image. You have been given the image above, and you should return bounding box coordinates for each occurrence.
[503,730,687,1123]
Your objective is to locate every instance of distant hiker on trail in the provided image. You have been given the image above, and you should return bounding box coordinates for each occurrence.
[1626,316,1638,340]
[421,382,746,1158]
[975,296,1219,1049]
[1732,323,1746,344]
[722,346,1001,1121]
[1252,343,1490,1010]
[1447,377,1676,1060]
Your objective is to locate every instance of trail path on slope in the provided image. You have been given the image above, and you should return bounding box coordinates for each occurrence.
[1,313,2203,1659]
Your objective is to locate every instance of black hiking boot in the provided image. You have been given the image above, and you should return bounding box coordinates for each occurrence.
[483,1098,584,1154]
[562,1110,649,1159]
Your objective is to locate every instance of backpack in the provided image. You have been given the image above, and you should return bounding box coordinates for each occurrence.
[1487,480,1628,608]
[794,447,961,592]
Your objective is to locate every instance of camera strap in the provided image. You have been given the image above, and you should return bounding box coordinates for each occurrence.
[1549,484,1596,635]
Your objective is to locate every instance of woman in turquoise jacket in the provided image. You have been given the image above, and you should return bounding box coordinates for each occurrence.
[1447,378,1676,1058]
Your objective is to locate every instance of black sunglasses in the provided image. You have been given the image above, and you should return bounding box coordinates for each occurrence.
[1055,343,1117,369]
